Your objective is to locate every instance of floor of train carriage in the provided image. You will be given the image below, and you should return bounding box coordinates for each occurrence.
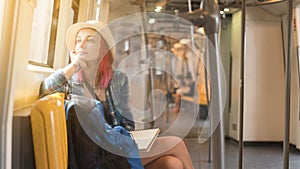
[152,102,300,169]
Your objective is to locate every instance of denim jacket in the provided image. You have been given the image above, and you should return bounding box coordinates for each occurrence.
[65,98,143,169]
[40,69,135,130]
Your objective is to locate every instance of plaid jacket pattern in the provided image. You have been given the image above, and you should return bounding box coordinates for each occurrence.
[40,69,135,130]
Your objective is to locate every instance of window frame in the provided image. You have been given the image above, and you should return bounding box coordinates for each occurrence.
[28,0,60,68]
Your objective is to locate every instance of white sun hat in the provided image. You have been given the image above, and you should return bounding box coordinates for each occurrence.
[65,20,116,57]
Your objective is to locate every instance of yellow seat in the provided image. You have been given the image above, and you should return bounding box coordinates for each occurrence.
[30,93,68,169]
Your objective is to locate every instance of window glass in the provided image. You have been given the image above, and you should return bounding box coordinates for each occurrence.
[28,0,59,67]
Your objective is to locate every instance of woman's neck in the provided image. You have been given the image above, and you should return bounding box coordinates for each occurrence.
[83,61,99,87]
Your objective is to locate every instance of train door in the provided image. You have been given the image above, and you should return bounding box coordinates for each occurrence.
[293,7,300,150]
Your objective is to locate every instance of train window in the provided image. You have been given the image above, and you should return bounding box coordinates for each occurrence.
[28,0,60,67]
[72,0,80,23]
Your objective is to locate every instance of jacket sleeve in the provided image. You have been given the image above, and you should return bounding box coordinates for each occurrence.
[67,96,140,159]
[39,69,69,98]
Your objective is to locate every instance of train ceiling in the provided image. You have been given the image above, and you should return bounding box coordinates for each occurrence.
[109,0,300,40]
[110,0,300,18]
[128,0,300,16]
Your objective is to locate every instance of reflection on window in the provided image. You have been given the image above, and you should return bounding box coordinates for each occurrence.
[95,0,101,21]
[28,0,59,67]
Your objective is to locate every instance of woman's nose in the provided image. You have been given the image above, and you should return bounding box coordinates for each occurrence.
[78,39,86,48]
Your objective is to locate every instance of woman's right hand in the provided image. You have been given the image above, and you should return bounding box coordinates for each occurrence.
[62,51,87,80]
[70,51,87,73]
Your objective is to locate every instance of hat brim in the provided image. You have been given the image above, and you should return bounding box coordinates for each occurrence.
[65,21,116,57]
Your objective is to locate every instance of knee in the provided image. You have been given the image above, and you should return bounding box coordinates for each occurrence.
[178,139,187,148]
[163,156,184,169]
[170,136,186,148]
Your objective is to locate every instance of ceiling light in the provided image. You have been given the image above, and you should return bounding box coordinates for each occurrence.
[156,6,163,10]
[148,18,156,24]
[154,8,161,12]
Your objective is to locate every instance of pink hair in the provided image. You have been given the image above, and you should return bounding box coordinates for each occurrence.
[97,37,113,89]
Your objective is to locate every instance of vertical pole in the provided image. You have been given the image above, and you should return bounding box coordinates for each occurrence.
[283,0,293,168]
[188,0,192,12]
[188,0,196,74]
[207,33,225,169]
[204,36,213,163]
[238,0,246,169]
[139,5,154,128]
[202,1,225,169]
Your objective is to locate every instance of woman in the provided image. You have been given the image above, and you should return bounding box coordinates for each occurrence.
[40,20,194,169]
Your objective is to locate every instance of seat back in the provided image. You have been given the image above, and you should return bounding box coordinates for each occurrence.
[30,93,68,169]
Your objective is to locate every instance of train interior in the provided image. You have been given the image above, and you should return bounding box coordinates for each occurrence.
[1,0,300,169]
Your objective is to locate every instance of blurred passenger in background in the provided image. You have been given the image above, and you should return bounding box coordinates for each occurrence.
[171,42,194,112]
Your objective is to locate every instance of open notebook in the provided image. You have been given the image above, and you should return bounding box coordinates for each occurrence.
[129,128,160,152]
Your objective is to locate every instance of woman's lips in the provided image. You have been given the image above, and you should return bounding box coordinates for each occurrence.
[77,51,88,55]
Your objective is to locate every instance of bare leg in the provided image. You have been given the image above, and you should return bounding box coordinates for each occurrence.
[144,155,183,169]
[141,136,194,169]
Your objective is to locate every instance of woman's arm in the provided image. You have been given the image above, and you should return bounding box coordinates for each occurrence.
[39,53,86,97]
[39,69,69,97]
[62,52,87,80]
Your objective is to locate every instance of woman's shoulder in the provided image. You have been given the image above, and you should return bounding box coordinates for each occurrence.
[111,70,128,87]
[112,70,128,81]
[113,70,127,77]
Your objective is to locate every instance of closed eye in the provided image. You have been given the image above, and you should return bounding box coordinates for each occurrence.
[87,36,96,43]
[76,38,82,44]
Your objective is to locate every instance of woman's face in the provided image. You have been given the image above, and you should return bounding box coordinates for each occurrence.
[75,28,102,62]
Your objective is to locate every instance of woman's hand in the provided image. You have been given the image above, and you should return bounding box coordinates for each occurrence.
[70,51,87,73]
[62,51,87,80]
